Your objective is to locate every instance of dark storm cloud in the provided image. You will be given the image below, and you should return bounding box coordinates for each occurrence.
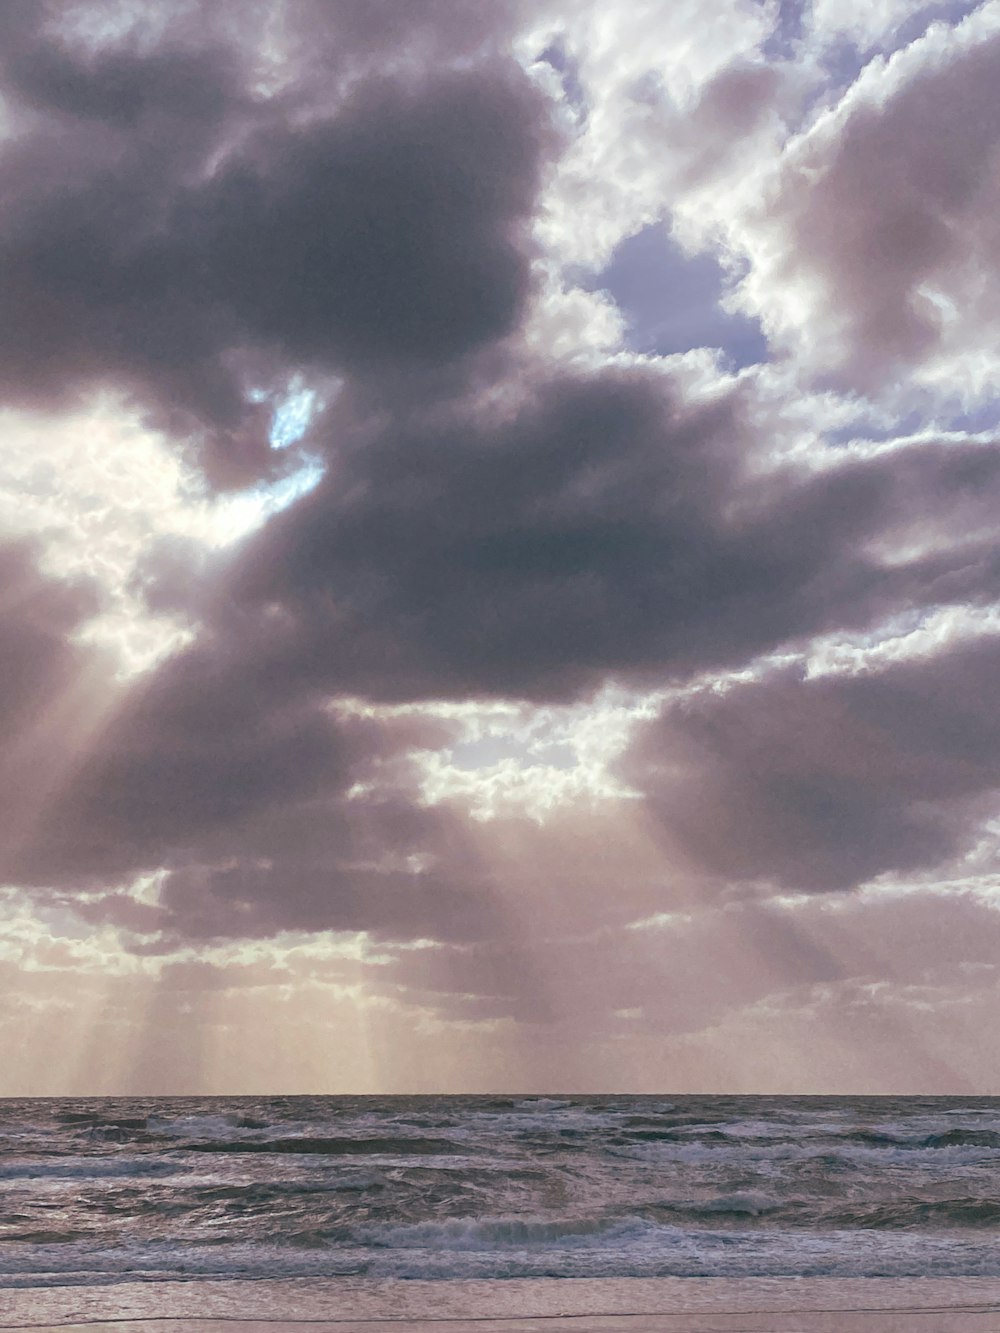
[6,623,503,948]
[0,546,481,951]
[0,1,549,482]
[624,634,1000,895]
[0,0,549,951]
[0,540,102,736]
[380,939,555,1025]
[0,13,242,129]
[0,539,111,892]
[0,521,508,954]
[182,377,1000,703]
[153,855,502,949]
[181,69,549,371]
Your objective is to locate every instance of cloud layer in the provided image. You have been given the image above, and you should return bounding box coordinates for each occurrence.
[4,0,1000,1092]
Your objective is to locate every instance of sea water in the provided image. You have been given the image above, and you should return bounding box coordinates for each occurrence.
[5,1095,1000,1323]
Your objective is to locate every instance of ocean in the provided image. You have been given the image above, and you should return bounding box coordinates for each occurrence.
[5,1094,1000,1326]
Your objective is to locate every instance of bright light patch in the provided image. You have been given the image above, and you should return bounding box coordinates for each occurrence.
[264,457,325,508]
[269,382,320,449]
[207,457,325,547]
[0,397,326,679]
[416,689,658,819]
[805,602,1000,678]
[627,910,694,931]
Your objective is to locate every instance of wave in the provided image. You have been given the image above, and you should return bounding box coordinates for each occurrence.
[365,1215,645,1251]
[147,1112,276,1139]
[664,1191,783,1218]
[7,1215,1000,1286]
[185,1176,382,1204]
[52,1112,148,1131]
[645,1192,1000,1231]
[821,1197,1000,1229]
[182,1135,464,1156]
[921,1129,1000,1149]
[11,1093,1000,1289]
[617,1126,1000,1154]
[0,1231,92,1244]
[0,1158,182,1181]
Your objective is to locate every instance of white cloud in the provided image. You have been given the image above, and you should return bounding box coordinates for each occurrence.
[528,0,790,271]
[723,3,1000,402]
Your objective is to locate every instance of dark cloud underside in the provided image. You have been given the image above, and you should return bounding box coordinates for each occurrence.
[625,636,1000,895]
[0,3,549,481]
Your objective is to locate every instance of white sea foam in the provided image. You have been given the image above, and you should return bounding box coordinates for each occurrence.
[146,1112,278,1139]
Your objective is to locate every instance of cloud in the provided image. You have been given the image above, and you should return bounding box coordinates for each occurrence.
[624,634,1000,895]
[732,6,1000,398]
[5,0,1000,1093]
[5,621,505,950]
[0,541,113,872]
[531,0,788,270]
[0,540,100,727]
[0,2,551,483]
[15,383,999,956]
[806,0,978,54]
[0,1,560,960]
[167,377,1000,705]
[183,67,552,372]
[0,538,487,953]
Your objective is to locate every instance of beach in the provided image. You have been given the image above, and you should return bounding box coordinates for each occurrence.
[6,1277,1000,1331]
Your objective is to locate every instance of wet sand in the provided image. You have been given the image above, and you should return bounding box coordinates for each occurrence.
[5,1279,1000,1333]
[14,1311,1000,1332]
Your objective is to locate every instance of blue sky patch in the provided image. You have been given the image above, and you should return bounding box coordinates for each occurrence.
[590,223,769,368]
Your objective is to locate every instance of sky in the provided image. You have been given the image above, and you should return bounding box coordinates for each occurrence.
[3,0,1000,1096]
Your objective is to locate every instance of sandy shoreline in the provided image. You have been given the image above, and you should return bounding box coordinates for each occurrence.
[11,1311,1000,1332]
[15,1319,1000,1333]
[5,1278,1000,1332]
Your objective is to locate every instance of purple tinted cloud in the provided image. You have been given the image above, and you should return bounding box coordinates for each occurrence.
[3,0,1000,1075]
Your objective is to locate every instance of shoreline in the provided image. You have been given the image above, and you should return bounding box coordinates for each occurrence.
[6,1277,1000,1332]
